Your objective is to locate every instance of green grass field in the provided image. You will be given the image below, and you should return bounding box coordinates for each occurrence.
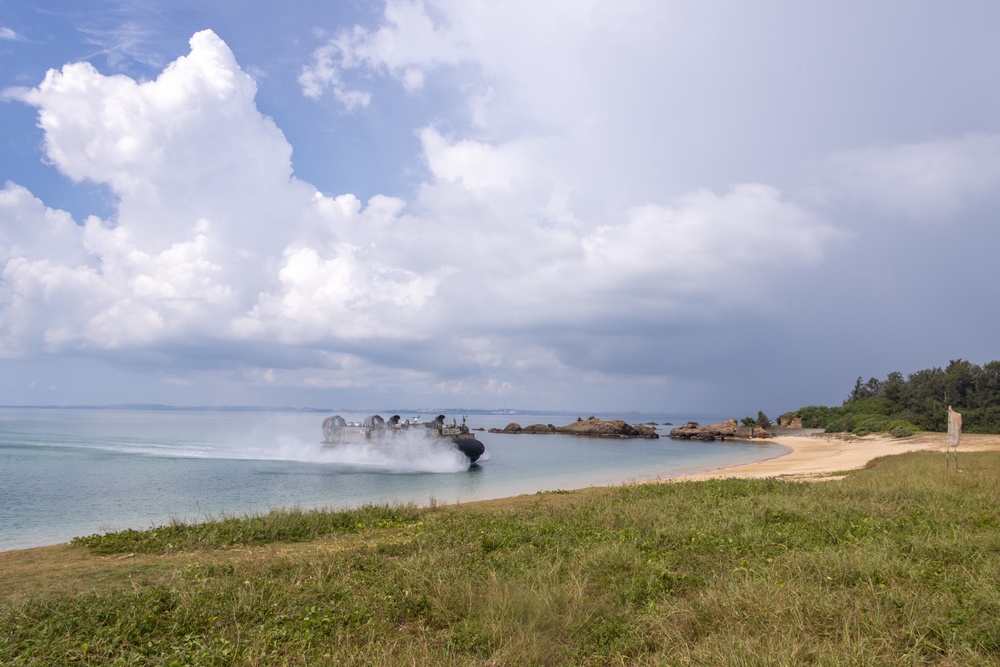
[3,450,1000,665]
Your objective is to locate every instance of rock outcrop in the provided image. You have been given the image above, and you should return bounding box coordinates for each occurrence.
[492,422,524,433]
[489,418,658,439]
[521,423,557,433]
[669,420,738,440]
[557,419,658,438]
[668,419,771,440]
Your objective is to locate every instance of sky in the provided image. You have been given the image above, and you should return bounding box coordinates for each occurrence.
[1,1,999,415]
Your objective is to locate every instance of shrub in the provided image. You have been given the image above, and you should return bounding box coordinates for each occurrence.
[823,417,848,433]
[887,420,920,433]
[852,415,892,434]
[783,405,835,429]
[843,397,893,415]
[890,426,914,438]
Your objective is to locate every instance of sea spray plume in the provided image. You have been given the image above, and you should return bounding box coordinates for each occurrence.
[315,426,473,473]
[106,413,476,472]
[222,422,473,473]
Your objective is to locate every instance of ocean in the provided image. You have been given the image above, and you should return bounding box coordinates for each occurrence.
[0,408,788,552]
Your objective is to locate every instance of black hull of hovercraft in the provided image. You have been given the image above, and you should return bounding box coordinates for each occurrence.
[453,436,485,463]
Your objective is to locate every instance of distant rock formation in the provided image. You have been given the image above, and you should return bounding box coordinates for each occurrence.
[669,419,772,441]
[488,418,659,439]
[491,422,525,433]
[559,419,659,438]
[521,423,557,433]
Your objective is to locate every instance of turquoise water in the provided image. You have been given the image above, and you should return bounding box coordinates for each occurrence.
[0,408,788,551]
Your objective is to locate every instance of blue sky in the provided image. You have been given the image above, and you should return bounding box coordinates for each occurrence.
[1,1,999,414]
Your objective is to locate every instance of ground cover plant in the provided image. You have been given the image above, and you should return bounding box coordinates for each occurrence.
[3,450,1000,665]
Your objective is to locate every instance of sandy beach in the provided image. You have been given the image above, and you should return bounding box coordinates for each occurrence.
[672,431,1000,482]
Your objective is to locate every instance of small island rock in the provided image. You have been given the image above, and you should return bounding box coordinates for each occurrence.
[490,418,658,439]
[669,419,771,440]
[669,420,738,440]
[487,422,524,433]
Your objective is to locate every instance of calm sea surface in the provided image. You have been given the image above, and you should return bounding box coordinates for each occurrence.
[0,408,788,551]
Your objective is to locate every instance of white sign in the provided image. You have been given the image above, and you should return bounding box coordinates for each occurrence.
[947,406,962,448]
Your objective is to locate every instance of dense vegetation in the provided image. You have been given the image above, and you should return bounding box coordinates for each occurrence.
[780,359,1000,436]
[4,450,1000,664]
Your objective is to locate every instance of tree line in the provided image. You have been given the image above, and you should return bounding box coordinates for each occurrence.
[778,359,1000,436]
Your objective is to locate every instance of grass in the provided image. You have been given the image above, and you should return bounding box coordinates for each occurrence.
[70,503,424,554]
[3,451,1000,665]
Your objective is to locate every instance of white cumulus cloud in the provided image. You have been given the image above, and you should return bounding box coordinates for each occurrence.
[2,31,435,365]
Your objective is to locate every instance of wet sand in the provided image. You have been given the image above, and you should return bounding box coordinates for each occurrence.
[671,432,1000,482]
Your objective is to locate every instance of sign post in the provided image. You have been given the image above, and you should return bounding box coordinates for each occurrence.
[946,406,962,471]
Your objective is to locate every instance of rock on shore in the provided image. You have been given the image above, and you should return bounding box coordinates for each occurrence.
[488,418,659,439]
[668,419,771,440]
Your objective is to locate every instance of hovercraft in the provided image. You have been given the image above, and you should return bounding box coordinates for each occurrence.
[321,414,485,463]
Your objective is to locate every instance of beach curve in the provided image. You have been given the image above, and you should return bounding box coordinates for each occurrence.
[669,432,1000,482]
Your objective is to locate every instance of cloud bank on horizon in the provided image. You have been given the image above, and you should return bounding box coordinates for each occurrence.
[1,1,999,412]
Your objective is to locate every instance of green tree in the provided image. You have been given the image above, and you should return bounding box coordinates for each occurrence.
[881,371,905,403]
[786,359,1000,434]
[849,376,865,402]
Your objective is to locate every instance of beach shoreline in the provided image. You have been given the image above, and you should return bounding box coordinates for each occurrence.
[669,431,1000,482]
[6,432,1000,557]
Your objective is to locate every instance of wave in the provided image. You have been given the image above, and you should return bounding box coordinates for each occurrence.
[2,430,475,474]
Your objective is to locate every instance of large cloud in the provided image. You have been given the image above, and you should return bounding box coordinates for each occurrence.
[4,22,844,402]
[3,32,428,360]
